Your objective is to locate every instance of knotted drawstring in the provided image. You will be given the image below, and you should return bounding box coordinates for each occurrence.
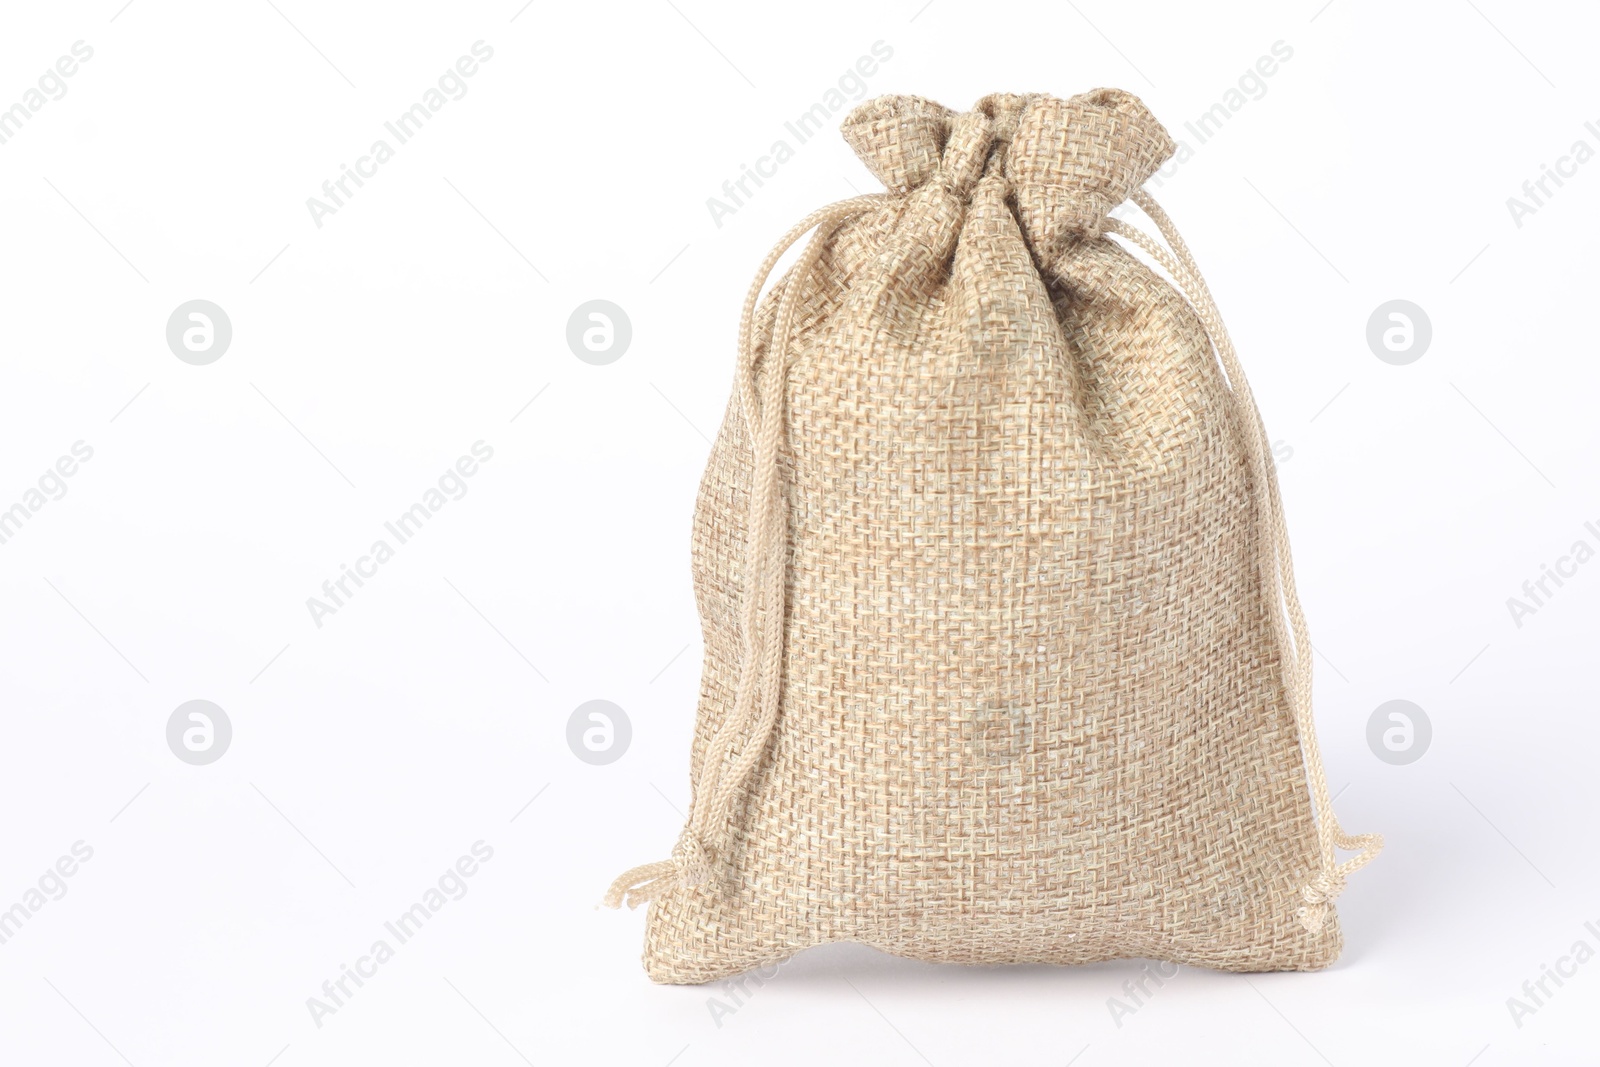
[605,194,890,911]
[1105,189,1383,933]
[606,185,1381,932]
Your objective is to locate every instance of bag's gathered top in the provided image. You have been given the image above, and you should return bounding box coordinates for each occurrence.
[607,89,1381,984]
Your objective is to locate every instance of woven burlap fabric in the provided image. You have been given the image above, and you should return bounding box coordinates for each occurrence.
[635,90,1348,983]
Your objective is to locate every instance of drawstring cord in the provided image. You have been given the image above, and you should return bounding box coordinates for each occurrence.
[607,185,1381,934]
[1105,189,1383,933]
[605,194,890,910]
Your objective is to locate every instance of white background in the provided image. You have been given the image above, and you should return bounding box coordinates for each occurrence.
[0,1,1596,1063]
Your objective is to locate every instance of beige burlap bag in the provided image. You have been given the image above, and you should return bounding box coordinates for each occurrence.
[606,89,1381,984]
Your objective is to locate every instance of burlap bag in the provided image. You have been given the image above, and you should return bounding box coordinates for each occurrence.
[606,89,1381,984]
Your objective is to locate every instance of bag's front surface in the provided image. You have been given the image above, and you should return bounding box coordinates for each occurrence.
[607,89,1380,984]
